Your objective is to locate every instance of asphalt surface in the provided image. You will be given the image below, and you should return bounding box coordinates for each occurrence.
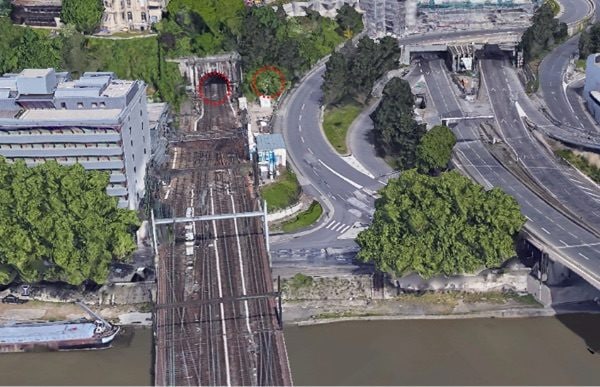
[558,0,592,24]
[454,122,600,287]
[274,65,384,256]
[481,59,600,232]
[414,56,600,286]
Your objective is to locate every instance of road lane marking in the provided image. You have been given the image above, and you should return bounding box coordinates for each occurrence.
[325,221,336,229]
[298,124,302,132]
[300,136,305,143]
[307,147,314,155]
[544,215,555,223]
[559,239,568,247]
[555,223,565,231]
[568,231,578,239]
[578,252,590,260]
[333,223,346,232]
[541,227,551,235]
[301,103,305,110]
[299,114,302,121]
[339,224,352,234]
[524,215,532,221]
[318,159,363,189]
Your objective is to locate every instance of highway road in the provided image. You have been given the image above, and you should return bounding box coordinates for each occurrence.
[454,121,600,287]
[420,57,600,287]
[273,4,599,270]
[481,59,600,232]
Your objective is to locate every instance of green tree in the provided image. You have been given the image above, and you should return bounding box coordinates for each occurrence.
[370,78,425,169]
[0,159,139,285]
[519,2,568,62]
[17,28,62,69]
[60,0,103,34]
[335,3,363,37]
[416,125,457,174]
[322,36,401,105]
[579,22,600,59]
[357,170,526,278]
[0,0,10,17]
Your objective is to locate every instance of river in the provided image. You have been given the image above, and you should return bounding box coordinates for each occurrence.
[1,315,599,385]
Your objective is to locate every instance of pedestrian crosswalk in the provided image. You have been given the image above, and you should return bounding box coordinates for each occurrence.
[324,220,352,234]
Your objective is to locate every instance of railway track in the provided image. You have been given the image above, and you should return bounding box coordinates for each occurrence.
[154,82,291,386]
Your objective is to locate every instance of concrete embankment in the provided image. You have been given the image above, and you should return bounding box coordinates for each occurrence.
[279,274,600,326]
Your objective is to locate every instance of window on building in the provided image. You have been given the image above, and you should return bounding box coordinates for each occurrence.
[121,12,125,21]
[132,154,135,161]
[60,102,66,109]
[100,102,106,108]
[134,167,136,173]
[129,127,131,135]
[140,109,142,116]
[141,12,147,21]
[91,102,98,108]
[77,102,83,108]
[144,148,147,155]
[127,11,133,21]
[130,140,133,147]
[126,0,131,7]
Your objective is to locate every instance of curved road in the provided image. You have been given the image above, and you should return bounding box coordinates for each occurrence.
[539,0,600,133]
[272,3,598,261]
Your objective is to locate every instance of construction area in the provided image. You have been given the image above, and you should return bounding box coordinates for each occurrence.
[152,65,292,385]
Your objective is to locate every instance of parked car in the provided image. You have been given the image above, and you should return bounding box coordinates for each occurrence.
[2,294,27,304]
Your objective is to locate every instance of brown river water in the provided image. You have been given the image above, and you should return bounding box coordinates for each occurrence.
[1,314,599,385]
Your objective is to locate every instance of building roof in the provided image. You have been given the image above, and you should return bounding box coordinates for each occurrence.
[20,68,54,78]
[256,133,285,151]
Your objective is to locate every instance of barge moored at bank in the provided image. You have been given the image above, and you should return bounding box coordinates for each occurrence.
[0,319,120,353]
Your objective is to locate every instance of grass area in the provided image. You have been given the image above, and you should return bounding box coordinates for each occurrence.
[286,273,314,291]
[281,201,323,233]
[555,149,600,184]
[323,102,363,154]
[576,59,587,71]
[260,169,301,212]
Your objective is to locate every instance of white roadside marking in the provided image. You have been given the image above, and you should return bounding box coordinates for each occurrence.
[578,252,590,260]
[559,240,568,247]
[318,159,363,189]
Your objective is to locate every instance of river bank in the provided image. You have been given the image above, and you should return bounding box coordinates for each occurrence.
[280,274,600,325]
[0,301,152,326]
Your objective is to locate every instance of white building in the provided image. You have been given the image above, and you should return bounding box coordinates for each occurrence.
[255,133,286,179]
[101,0,167,33]
[584,53,600,124]
[0,68,151,209]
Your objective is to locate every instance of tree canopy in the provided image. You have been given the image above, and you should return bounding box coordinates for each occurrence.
[322,36,401,105]
[519,2,567,62]
[357,170,526,278]
[370,77,426,169]
[416,125,457,174]
[579,22,600,60]
[60,0,104,34]
[335,4,363,38]
[0,159,140,285]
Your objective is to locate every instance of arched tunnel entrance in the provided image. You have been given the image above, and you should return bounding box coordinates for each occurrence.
[197,71,232,107]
